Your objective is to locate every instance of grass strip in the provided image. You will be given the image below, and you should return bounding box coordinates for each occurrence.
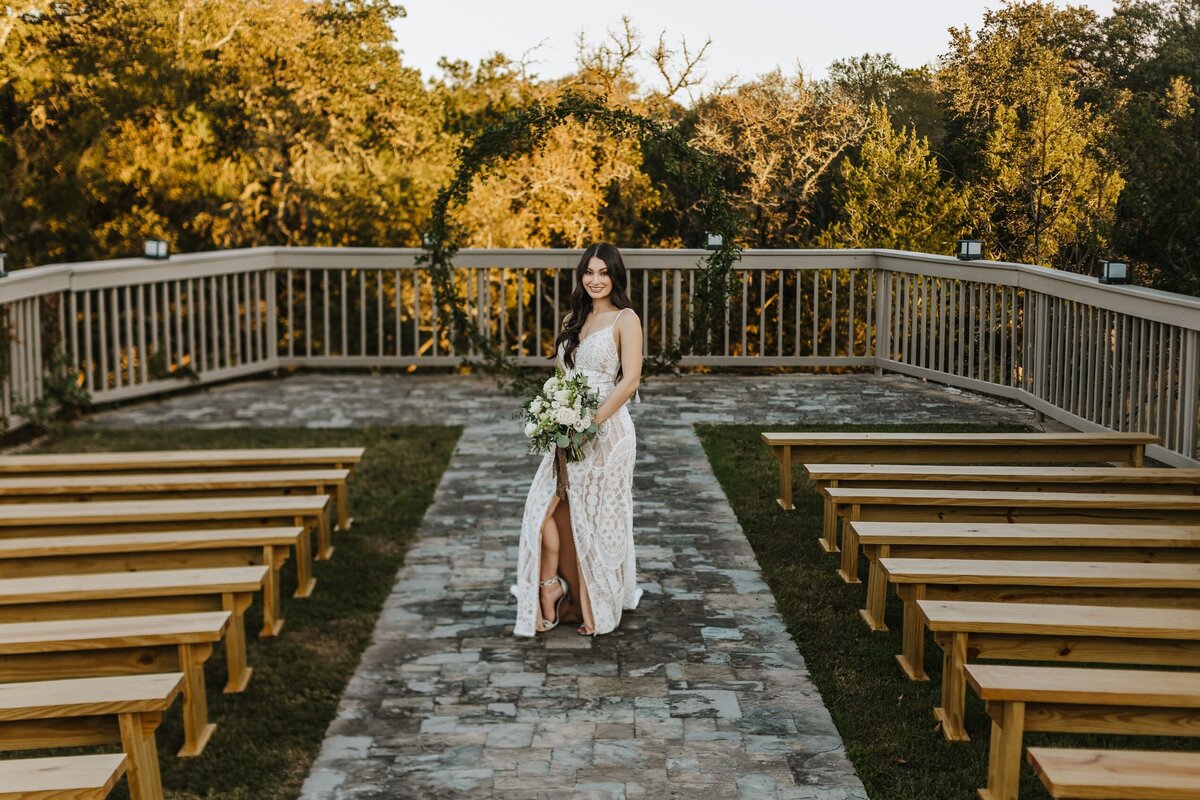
[23,425,461,800]
[696,422,1192,800]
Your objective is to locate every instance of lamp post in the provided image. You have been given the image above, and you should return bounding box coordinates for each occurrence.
[143,239,170,260]
[1099,259,1130,286]
[955,237,983,261]
[705,232,724,250]
[0,252,7,278]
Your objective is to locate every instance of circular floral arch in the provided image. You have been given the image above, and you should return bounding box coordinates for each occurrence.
[420,91,742,392]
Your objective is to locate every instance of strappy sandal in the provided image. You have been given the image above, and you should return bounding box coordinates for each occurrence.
[538,575,569,632]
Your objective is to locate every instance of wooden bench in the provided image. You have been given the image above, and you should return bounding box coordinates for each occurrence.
[0,673,184,800]
[852,522,1200,632]
[884,558,1200,682]
[0,567,267,693]
[1027,747,1200,800]
[0,495,332,567]
[0,753,128,799]
[761,432,1158,510]
[967,665,1200,800]
[0,612,229,757]
[0,447,364,532]
[829,488,1200,585]
[0,527,308,635]
[0,468,352,534]
[916,600,1200,743]
[807,464,1200,554]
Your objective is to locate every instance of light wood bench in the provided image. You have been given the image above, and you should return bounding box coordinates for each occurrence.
[762,432,1158,509]
[0,567,267,693]
[1027,747,1200,800]
[829,489,1200,585]
[0,447,364,532]
[967,665,1200,800]
[852,522,1200,631]
[0,612,229,757]
[884,558,1200,681]
[917,600,1200,743]
[807,464,1200,555]
[0,468,352,534]
[0,752,128,799]
[0,495,332,567]
[0,673,184,800]
[0,527,308,635]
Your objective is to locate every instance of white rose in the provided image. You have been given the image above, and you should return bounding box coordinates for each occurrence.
[524,421,537,437]
[554,389,570,404]
[573,419,588,432]
[530,398,543,414]
[543,377,557,394]
[554,407,578,426]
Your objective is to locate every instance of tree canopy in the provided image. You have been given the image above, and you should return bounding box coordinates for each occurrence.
[2,0,1198,294]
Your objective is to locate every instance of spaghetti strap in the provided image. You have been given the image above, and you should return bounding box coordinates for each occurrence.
[610,308,627,328]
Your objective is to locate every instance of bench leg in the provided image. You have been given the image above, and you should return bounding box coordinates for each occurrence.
[222,592,254,694]
[837,509,862,584]
[294,519,317,598]
[819,494,839,553]
[895,585,928,681]
[260,545,286,637]
[934,631,970,742]
[119,711,164,800]
[176,642,217,758]
[775,446,794,510]
[859,545,889,631]
[336,481,353,531]
[315,512,334,561]
[980,701,1025,800]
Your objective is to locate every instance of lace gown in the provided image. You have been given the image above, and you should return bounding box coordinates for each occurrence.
[511,310,642,637]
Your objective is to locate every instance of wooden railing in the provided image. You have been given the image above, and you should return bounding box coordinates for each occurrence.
[3,247,1198,465]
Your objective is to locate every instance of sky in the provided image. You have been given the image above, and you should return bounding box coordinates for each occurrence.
[392,0,1115,101]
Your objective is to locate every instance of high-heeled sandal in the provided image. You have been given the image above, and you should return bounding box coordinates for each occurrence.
[538,575,569,632]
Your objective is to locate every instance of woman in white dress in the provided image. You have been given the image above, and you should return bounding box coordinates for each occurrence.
[511,243,644,637]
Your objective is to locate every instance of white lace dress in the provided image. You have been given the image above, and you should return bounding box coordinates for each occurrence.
[510,310,642,637]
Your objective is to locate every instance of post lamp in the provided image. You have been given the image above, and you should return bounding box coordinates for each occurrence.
[143,239,170,260]
[705,232,724,250]
[1099,259,1130,286]
[955,237,983,261]
[0,252,7,278]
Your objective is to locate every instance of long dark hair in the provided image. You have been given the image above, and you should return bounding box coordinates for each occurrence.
[554,242,634,368]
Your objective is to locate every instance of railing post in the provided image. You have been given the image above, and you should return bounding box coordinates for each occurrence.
[873,268,891,375]
[265,264,278,365]
[1180,329,1200,460]
[672,269,682,349]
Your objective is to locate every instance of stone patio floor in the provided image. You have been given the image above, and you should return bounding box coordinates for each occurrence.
[89,373,1055,799]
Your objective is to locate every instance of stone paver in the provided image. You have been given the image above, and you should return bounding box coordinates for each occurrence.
[87,373,1054,799]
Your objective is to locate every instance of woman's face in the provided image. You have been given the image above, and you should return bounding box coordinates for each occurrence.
[583,256,613,302]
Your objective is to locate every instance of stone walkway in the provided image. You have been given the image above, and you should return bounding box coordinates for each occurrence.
[90,373,1053,799]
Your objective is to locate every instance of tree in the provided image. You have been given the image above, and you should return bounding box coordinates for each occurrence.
[821,106,966,253]
[937,0,1122,270]
[690,70,868,246]
[1102,0,1200,294]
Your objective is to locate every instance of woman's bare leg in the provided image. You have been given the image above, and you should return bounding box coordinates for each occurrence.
[538,497,566,630]
[552,498,595,634]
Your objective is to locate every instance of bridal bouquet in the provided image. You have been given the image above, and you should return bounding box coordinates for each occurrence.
[522,370,601,463]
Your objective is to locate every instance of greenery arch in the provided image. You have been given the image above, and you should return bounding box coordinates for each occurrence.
[420,91,743,393]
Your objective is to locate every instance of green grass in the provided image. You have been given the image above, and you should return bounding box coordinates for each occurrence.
[26,425,461,800]
[695,422,1192,800]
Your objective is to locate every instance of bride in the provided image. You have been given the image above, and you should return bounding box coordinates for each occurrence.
[511,242,643,637]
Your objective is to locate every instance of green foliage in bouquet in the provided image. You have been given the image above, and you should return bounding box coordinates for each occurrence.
[522,369,601,462]
[420,91,744,395]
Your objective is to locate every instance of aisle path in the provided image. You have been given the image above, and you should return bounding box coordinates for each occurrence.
[91,374,1050,799]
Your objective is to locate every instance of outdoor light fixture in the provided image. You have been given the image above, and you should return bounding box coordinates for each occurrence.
[421,231,435,248]
[0,253,7,279]
[705,232,724,250]
[955,237,983,261]
[143,239,169,260]
[1099,259,1130,286]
